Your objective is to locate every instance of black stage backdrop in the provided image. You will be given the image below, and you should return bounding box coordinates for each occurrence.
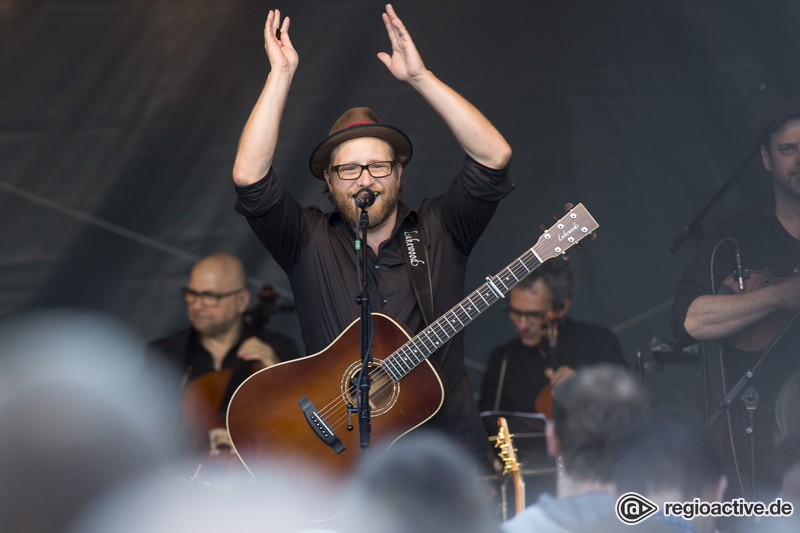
[2,0,799,417]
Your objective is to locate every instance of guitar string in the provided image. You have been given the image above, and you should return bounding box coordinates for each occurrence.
[310,253,544,433]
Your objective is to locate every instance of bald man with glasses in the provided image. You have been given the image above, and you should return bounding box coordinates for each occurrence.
[146,253,299,394]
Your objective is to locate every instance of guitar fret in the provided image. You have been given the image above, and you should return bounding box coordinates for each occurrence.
[436,319,453,339]
[481,287,497,308]
[495,274,511,291]
[430,326,444,344]
[460,301,477,319]
[423,329,440,349]
[395,350,412,373]
[439,316,458,337]
[451,310,466,328]
[382,359,400,382]
[476,287,491,306]
[403,345,421,366]
[389,359,403,381]
[408,337,425,360]
[408,343,424,364]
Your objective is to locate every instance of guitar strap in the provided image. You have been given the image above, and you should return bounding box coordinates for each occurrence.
[398,221,435,326]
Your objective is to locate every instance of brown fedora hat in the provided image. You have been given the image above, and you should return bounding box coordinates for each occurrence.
[308,107,412,180]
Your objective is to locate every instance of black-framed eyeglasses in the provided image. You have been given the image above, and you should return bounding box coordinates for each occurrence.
[504,304,548,322]
[182,287,244,307]
[331,160,396,180]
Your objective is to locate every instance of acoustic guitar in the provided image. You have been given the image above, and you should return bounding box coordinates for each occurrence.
[226,203,598,480]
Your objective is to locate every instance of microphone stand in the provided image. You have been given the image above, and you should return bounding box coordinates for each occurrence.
[354,204,373,459]
[670,143,762,435]
[705,311,800,499]
[705,355,764,500]
[669,144,761,254]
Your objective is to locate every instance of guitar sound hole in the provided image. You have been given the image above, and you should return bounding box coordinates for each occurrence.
[342,360,399,415]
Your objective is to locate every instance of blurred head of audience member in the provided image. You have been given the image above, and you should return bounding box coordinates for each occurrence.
[345,430,500,533]
[502,364,651,533]
[549,363,652,497]
[612,414,726,533]
[0,310,173,533]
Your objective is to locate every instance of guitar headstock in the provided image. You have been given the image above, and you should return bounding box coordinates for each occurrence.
[495,416,521,474]
[533,203,598,263]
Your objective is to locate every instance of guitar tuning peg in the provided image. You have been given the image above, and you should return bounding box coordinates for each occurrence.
[575,243,583,251]
[589,232,598,242]
[561,253,570,261]
[564,202,574,211]
[539,223,548,231]
[552,214,559,221]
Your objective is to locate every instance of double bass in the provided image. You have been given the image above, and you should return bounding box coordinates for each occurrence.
[178,285,284,478]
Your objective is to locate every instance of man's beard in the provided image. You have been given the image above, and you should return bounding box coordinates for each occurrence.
[329,180,401,230]
[774,167,800,202]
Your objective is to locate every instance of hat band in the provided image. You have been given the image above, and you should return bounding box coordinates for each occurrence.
[342,121,375,129]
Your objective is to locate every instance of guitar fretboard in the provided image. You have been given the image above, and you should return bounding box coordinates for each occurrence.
[381,248,543,381]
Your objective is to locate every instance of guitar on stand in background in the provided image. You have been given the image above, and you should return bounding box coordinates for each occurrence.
[494,416,525,521]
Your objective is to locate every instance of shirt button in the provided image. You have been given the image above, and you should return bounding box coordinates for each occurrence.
[382,299,389,304]
[374,265,380,269]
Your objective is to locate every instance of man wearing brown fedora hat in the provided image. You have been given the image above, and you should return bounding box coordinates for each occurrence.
[231,4,512,464]
[671,97,800,499]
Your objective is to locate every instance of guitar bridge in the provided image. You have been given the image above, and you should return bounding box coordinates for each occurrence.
[298,395,346,454]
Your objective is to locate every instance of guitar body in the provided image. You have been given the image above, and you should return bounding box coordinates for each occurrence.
[227,313,444,479]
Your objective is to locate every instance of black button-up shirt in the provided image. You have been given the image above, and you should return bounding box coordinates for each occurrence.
[234,155,513,458]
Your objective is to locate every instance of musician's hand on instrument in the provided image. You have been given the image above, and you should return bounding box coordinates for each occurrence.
[545,365,575,387]
[237,337,280,368]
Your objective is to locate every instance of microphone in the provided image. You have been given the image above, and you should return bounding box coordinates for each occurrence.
[354,188,375,209]
[735,246,745,292]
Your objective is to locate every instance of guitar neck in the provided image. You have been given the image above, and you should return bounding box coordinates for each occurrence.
[382,248,543,381]
[380,202,597,382]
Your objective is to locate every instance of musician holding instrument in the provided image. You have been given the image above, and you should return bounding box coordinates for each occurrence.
[147,253,299,380]
[671,97,800,498]
[231,4,512,462]
[144,253,299,461]
[479,259,626,416]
